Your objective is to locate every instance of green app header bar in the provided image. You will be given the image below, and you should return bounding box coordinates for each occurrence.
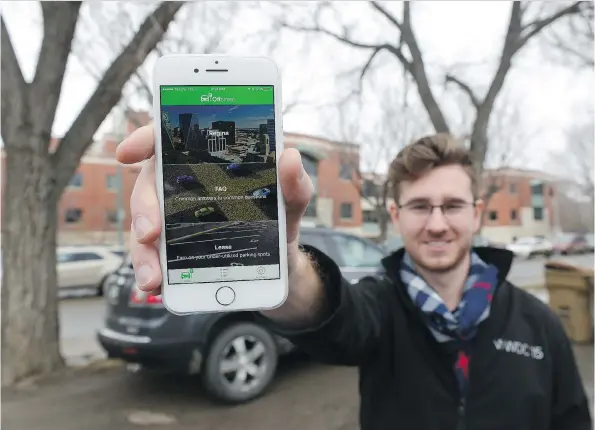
[160,85,274,105]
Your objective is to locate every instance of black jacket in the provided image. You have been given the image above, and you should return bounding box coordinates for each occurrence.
[261,246,592,430]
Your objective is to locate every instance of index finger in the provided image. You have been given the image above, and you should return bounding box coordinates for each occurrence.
[116,124,155,164]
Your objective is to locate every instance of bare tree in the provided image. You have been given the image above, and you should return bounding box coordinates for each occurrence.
[544,108,594,234]
[73,2,303,124]
[333,80,431,242]
[476,94,537,230]
[562,110,594,201]
[71,2,235,118]
[1,1,184,386]
[274,1,583,184]
[540,0,594,69]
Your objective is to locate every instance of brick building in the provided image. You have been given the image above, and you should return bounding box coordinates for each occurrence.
[479,168,558,243]
[56,150,142,245]
[1,111,364,245]
[358,168,560,244]
[2,107,564,246]
[283,132,362,232]
[1,137,143,245]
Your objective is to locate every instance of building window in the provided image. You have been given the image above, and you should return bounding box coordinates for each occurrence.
[362,180,380,198]
[64,208,83,223]
[69,173,83,188]
[533,207,544,221]
[106,209,119,224]
[530,183,543,196]
[340,203,353,219]
[304,197,317,218]
[106,174,118,191]
[339,164,352,181]
[301,153,318,192]
[488,211,498,221]
[509,183,517,194]
[510,209,517,221]
[302,155,317,177]
[363,210,377,223]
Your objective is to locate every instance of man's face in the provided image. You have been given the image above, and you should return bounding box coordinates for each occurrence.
[389,165,483,273]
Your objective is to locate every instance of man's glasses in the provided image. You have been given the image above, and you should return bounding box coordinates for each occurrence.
[397,200,476,222]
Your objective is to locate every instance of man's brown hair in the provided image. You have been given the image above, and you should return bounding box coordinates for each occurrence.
[388,133,478,202]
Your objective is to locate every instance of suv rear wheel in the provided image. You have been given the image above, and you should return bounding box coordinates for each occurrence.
[202,322,278,404]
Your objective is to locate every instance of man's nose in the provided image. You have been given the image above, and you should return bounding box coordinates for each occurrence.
[425,207,449,233]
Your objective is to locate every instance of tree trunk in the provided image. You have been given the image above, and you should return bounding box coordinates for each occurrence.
[1,141,62,386]
[0,1,184,386]
[376,209,390,243]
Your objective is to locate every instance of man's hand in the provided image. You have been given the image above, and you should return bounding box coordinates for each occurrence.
[117,124,314,296]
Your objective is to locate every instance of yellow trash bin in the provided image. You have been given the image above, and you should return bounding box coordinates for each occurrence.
[545,261,594,344]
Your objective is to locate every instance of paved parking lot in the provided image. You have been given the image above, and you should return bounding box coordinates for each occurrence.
[13,252,586,429]
[3,345,593,430]
[3,355,360,430]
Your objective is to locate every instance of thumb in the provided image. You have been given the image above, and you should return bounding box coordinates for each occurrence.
[278,148,313,246]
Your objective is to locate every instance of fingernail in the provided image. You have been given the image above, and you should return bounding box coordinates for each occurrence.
[134,215,153,240]
[136,264,153,288]
[299,164,305,180]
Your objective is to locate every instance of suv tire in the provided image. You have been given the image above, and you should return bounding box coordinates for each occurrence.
[202,322,278,404]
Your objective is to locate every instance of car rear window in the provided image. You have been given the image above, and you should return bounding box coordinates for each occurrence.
[300,232,339,261]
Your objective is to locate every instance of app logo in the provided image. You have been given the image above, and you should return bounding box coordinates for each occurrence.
[200,92,235,103]
[181,269,194,280]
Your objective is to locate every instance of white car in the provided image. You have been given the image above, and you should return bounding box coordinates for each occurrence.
[507,237,554,259]
[57,246,125,295]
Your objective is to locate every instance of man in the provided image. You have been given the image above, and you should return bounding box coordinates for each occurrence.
[118,128,591,430]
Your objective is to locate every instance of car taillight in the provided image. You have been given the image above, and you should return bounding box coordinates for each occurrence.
[129,288,163,306]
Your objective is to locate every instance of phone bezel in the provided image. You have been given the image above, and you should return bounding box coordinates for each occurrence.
[152,55,288,314]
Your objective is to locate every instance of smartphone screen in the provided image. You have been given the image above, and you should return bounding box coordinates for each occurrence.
[159,85,280,284]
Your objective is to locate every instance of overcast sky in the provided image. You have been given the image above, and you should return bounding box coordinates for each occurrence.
[2,1,593,174]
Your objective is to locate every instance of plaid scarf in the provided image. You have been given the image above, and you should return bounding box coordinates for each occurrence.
[400,252,499,396]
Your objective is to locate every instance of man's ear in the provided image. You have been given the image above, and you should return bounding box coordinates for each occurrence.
[389,201,400,224]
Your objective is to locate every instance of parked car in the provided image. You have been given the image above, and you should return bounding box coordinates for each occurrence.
[506,236,554,259]
[57,246,125,295]
[252,187,271,198]
[102,252,131,297]
[553,233,589,255]
[176,175,196,185]
[382,235,404,253]
[97,228,386,404]
[586,234,594,252]
[194,206,215,218]
[472,235,506,248]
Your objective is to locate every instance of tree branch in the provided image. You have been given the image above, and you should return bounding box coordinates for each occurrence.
[471,1,582,171]
[375,1,450,133]
[519,1,582,47]
[369,1,402,30]
[359,45,389,85]
[52,1,184,196]
[280,20,382,50]
[30,2,82,140]
[1,15,29,146]
[445,74,481,108]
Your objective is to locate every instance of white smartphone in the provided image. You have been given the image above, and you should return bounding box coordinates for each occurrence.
[152,55,288,314]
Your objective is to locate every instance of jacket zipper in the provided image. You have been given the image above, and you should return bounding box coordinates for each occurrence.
[457,397,466,430]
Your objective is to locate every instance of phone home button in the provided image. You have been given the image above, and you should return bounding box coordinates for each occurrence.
[216,286,236,306]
